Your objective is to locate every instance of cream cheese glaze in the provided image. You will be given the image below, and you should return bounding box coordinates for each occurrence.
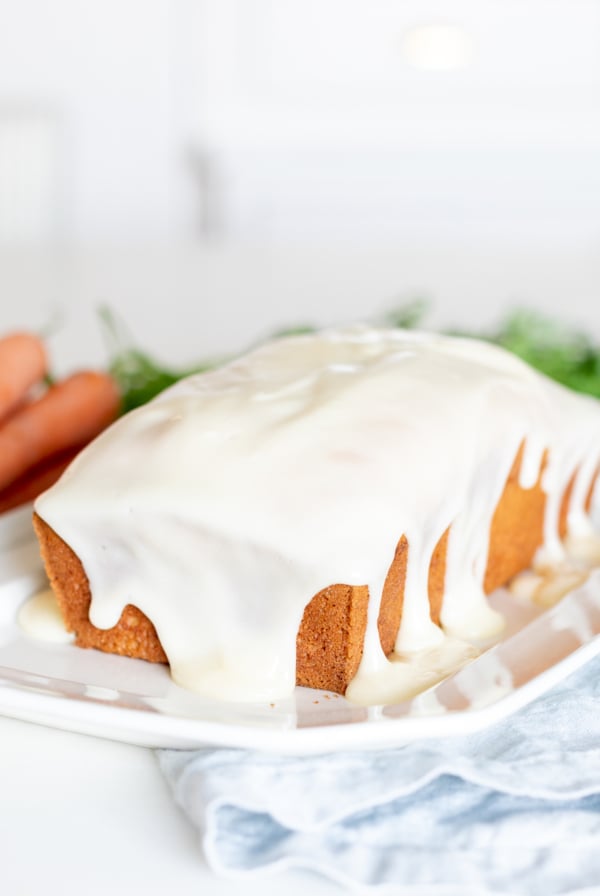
[34,327,600,703]
[18,588,75,644]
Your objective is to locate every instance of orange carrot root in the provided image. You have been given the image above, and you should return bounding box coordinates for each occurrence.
[0,448,81,515]
[0,371,121,492]
[0,332,47,423]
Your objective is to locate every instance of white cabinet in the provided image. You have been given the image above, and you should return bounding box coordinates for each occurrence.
[183,0,600,244]
[1,0,599,245]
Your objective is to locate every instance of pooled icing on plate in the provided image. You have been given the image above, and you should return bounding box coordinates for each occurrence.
[34,327,600,703]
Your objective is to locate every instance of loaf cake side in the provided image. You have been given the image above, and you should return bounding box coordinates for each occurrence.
[32,441,583,695]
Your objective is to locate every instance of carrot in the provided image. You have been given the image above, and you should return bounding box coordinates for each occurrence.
[0,332,47,423]
[0,370,121,492]
[0,447,80,515]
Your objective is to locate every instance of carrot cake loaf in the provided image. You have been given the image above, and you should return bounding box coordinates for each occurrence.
[33,327,600,702]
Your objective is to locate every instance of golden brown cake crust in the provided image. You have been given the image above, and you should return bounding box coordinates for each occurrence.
[32,442,594,695]
[33,513,167,663]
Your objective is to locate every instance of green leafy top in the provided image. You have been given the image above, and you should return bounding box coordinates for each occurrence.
[484,310,600,399]
[99,307,216,414]
[100,303,600,413]
[384,302,600,399]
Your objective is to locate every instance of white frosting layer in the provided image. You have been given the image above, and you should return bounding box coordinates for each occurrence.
[34,327,600,703]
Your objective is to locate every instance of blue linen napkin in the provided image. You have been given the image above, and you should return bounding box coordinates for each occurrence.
[159,654,600,893]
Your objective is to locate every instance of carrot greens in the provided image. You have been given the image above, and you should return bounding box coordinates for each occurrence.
[100,304,600,412]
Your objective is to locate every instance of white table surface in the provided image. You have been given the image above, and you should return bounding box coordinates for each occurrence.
[1,242,599,894]
[0,714,339,895]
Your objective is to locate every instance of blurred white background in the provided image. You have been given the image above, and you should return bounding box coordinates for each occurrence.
[0,0,599,369]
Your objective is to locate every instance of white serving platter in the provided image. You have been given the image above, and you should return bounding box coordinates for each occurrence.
[1,505,599,754]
